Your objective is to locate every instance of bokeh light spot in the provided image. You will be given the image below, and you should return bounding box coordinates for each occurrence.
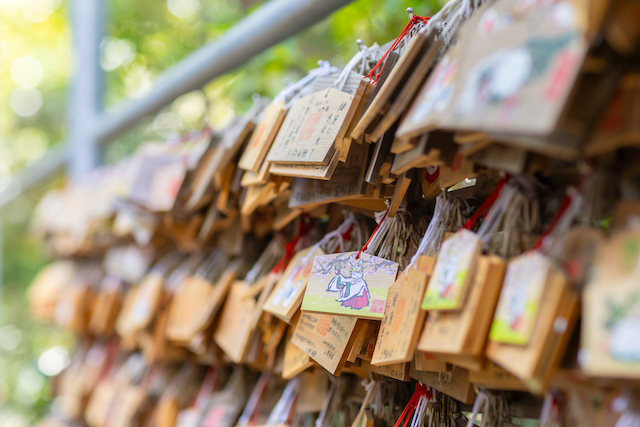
[10,87,42,117]
[11,56,43,88]
[100,37,136,71]
[37,346,70,377]
[0,324,22,351]
[14,127,48,162]
[167,0,200,19]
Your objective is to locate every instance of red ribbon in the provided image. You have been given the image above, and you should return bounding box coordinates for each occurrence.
[365,15,430,85]
[356,210,388,259]
[463,175,510,230]
[272,215,314,273]
[394,383,430,427]
[531,180,582,251]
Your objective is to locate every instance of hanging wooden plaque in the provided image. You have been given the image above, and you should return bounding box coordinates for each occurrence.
[266,88,356,165]
[290,311,364,375]
[238,100,287,172]
[371,256,435,366]
[418,255,506,359]
[303,251,399,320]
[288,142,370,209]
[263,246,325,323]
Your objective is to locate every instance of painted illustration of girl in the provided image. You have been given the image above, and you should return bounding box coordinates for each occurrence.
[326,258,370,310]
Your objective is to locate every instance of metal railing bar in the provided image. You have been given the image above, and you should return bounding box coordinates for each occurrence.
[92,0,354,145]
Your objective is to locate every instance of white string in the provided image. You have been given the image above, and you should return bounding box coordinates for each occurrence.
[331,43,380,91]
[410,395,428,427]
[466,391,488,427]
[274,61,338,107]
[300,213,358,267]
[266,377,300,426]
[476,184,518,247]
[364,209,393,256]
[315,379,337,427]
[405,196,446,275]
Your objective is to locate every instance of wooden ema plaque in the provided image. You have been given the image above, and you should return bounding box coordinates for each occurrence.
[115,271,164,338]
[351,32,431,143]
[288,142,370,209]
[262,246,325,324]
[303,251,399,320]
[238,100,287,172]
[213,281,259,364]
[165,270,236,343]
[371,32,441,143]
[409,364,476,404]
[269,151,340,180]
[418,255,506,363]
[290,311,364,375]
[282,312,315,380]
[486,263,579,394]
[371,256,435,366]
[266,88,356,165]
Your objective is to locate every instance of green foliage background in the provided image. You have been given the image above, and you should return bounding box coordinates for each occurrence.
[0,0,443,423]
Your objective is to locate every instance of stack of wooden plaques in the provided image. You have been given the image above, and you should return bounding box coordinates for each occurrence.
[29,0,640,426]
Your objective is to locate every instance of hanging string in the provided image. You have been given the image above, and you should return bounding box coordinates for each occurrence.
[364,14,430,84]
[332,42,381,91]
[463,175,510,230]
[272,217,314,273]
[531,190,576,251]
[274,61,338,108]
[356,209,389,259]
[406,196,446,274]
[394,383,434,427]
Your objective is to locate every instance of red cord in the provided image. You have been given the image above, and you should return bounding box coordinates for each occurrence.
[356,210,388,259]
[531,181,582,250]
[463,175,510,230]
[365,15,429,85]
[393,383,428,427]
[273,215,314,273]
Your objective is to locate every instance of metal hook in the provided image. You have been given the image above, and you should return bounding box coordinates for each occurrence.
[406,7,414,20]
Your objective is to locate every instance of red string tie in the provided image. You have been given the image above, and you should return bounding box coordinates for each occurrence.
[356,210,388,259]
[463,175,510,230]
[365,15,430,85]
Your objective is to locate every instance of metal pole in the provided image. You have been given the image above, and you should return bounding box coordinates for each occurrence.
[68,0,104,178]
[93,0,354,144]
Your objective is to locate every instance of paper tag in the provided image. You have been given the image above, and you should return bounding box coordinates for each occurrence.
[303,251,399,320]
[489,251,551,345]
[422,229,481,310]
[372,256,435,365]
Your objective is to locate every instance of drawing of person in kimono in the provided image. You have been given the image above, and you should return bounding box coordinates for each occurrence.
[326,257,370,310]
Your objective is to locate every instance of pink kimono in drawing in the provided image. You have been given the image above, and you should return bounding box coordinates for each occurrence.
[326,258,370,310]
